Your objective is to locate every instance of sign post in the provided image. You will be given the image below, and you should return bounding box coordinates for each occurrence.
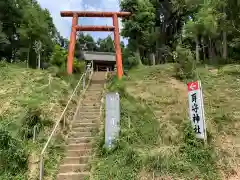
[187,81,207,141]
[105,92,120,149]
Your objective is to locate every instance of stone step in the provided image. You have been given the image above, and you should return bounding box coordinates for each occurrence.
[77,113,100,119]
[81,103,101,107]
[67,143,92,151]
[68,137,93,144]
[84,92,102,95]
[83,99,101,102]
[84,93,102,96]
[56,172,90,180]
[82,99,98,101]
[72,121,98,126]
[84,95,101,99]
[76,115,100,119]
[87,88,102,90]
[79,110,100,114]
[82,100,101,104]
[71,126,95,132]
[73,120,98,126]
[78,108,100,112]
[83,95,101,98]
[89,82,104,89]
[83,97,100,100]
[70,132,93,138]
[89,83,104,86]
[78,111,100,114]
[62,156,90,164]
[80,105,101,109]
[71,122,97,128]
[58,164,90,173]
[55,75,105,179]
[65,150,92,157]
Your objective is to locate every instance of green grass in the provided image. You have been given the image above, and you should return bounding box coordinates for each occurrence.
[92,63,240,180]
[92,78,160,180]
[0,62,81,179]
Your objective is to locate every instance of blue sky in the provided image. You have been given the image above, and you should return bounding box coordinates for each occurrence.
[37,0,127,43]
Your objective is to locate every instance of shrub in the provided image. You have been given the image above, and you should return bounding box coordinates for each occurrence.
[55,64,68,77]
[73,59,85,74]
[174,45,196,80]
[19,107,52,140]
[125,55,139,70]
[0,129,28,175]
[50,45,67,68]
[48,65,59,76]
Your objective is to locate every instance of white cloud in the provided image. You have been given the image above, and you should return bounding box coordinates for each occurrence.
[37,0,127,44]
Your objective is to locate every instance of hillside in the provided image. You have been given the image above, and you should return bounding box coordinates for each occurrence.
[0,62,80,179]
[92,64,240,180]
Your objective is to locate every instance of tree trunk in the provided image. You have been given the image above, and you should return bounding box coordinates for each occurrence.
[202,37,206,63]
[155,27,160,65]
[27,37,32,68]
[212,41,217,60]
[27,44,30,68]
[150,53,155,65]
[38,53,41,69]
[208,37,214,63]
[135,47,142,65]
[135,36,142,65]
[195,37,200,62]
[223,31,227,60]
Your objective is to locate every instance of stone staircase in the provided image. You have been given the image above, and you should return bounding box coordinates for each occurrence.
[56,72,106,180]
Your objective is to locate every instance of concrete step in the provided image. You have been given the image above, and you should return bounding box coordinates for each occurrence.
[62,156,90,164]
[88,85,104,88]
[80,105,101,109]
[78,119,99,123]
[68,137,93,144]
[77,109,100,114]
[82,100,101,104]
[83,99,101,102]
[56,172,90,180]
[58,164,90,173]
[67,143,92,151]
[59,164,90,175]
[84,93,102,96]
[84,94,101,98]
[83,92,102,95]
[71,126,95,132]
[56,74,106,179]
[70,132,92,138]
[81,102,101,107]
[84,96,101,99]
[75,113,100,118]
[72,120,98,125]
[78,108,100,112]
[86,88,103,91]
[78,110,100,114]
[71,122,97,128]
[76,115,100,119]
[65,150,92,157]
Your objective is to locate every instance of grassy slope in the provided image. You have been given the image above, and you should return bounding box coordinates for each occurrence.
[92,64,240,180]
[0,62,80,179]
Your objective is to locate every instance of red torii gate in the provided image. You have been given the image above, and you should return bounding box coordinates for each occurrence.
[60,11,131,79]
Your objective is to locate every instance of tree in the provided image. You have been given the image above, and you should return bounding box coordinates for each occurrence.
[120,0,156,65]
[0,0,58,67]
[50,44,67,68]
[97,35,115,52]
[0,23,9,54]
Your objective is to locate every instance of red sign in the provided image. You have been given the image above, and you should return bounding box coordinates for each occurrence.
[187,81,199,91]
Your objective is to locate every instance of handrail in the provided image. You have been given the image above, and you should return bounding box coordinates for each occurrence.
[39,63,93,180]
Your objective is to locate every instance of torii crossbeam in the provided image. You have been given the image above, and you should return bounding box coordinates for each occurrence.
[60,11,131,79]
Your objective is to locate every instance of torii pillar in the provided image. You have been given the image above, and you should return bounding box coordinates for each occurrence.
[60,11,131,79]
